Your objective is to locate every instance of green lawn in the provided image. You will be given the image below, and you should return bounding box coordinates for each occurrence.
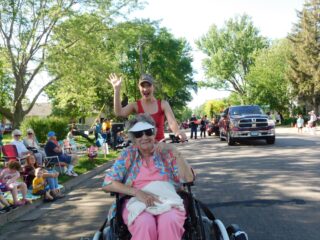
[58,151,118,183]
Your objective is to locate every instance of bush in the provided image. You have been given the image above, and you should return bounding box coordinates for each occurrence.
[20,117,69,143]
[282,117,296,126]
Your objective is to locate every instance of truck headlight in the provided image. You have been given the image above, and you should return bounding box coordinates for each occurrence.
[230,119,239,128]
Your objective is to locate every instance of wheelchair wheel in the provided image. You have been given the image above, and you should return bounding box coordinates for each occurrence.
[201,216,214,239]
[213,219,230,240]
[92,231,102,240]
[227,224,248,240]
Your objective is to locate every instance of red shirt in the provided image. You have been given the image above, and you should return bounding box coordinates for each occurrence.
[137,99,165,141]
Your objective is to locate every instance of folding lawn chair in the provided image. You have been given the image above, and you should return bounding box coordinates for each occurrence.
[1,144,27,165]
[43,155,67,174]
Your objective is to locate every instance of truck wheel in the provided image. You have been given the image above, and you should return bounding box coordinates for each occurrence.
[266,136,275,144]
[227,132,235,146]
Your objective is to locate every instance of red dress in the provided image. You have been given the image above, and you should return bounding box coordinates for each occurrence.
[137,99,165,141]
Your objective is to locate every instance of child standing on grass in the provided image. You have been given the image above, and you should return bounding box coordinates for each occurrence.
[32,168,54,202]
[296,114,304,134]
[0,160,30,206]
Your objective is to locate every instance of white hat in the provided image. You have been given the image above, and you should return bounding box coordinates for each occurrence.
[128,122,155,132]
[12,129,22,136]
[27,128,34,134]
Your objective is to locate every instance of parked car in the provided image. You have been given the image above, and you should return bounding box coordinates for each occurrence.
[180,121,189,129]
[218,105,276,145]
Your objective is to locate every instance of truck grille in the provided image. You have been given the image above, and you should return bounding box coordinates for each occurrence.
[239,118,268,128]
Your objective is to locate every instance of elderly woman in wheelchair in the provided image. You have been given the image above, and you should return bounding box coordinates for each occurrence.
[102,113,194,240]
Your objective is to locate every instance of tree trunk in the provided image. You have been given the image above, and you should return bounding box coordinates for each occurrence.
[12,101,25,129]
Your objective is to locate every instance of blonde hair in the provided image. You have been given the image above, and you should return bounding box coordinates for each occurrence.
[35,167,43,177]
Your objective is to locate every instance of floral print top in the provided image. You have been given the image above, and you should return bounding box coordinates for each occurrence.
[103,145,182,220]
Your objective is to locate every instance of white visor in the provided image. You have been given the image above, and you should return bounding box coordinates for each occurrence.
[128,122,155,132]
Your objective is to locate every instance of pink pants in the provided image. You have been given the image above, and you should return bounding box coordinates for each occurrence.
[122,204,186,240]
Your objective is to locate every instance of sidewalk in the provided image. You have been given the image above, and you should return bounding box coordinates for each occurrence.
[0,160,113,227]
[275,126,319,134]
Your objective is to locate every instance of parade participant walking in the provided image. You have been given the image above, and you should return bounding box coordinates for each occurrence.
[108,73,187,142]
[189,114,198,139]
[296,114,304,134]
[200,115,207,138]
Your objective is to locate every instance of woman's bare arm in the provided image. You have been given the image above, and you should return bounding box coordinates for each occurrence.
[108,73,136,117]
[162,100,187,141]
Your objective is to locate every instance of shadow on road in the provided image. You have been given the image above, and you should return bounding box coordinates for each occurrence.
[206,198,307,208]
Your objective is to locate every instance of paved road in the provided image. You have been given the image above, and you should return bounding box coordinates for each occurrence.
[1,127,320,240]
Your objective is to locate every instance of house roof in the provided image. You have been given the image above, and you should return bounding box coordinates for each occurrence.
[27,103,52,117]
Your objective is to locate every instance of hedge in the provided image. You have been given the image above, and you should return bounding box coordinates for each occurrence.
[20,117,69,143]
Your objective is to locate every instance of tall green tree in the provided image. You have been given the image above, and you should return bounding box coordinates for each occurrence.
[113,20,196,112]
[196,14,268,103]
[246,39,292,114]
[287,0,320,112]
[203,99,227,117]
[0,0,140,127]
[45,13,116,119]
[46,19,195,119]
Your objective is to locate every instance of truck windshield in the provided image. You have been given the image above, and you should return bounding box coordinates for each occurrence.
[230,106,264,115]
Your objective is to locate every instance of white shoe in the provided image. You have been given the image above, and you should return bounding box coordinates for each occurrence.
[65,170,78,177]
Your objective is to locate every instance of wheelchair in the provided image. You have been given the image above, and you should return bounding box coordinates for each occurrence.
[93,182,248,240]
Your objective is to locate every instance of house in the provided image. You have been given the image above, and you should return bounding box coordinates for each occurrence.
[27,102,52,117]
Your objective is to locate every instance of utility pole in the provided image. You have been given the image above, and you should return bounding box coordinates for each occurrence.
[139,36,144,75]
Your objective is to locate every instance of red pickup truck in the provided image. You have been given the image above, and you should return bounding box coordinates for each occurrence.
[218,105,276,145]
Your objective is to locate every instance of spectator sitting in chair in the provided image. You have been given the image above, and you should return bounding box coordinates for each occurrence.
[23,128,46,164]
[11,129,43,165]
[44,131,78,177]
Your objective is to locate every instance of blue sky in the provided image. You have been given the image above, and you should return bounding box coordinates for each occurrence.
[131,0,305,109]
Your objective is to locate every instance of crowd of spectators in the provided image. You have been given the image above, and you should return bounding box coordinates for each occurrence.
[0,128,77,214]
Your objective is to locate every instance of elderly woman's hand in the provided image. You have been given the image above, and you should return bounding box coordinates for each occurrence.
[156,142,179,156]
[135,189,161,207]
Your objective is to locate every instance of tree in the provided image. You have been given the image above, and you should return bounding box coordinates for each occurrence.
[45,13,116,119]
[203,99,227,117]
[0,0,140,127]
[287,0,320,113]
[246,39,292,114]
[196,14,268,103]
[45,19,195,119]
[113,20,196,110]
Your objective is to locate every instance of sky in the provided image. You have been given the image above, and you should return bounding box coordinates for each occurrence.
[130,0,305,109]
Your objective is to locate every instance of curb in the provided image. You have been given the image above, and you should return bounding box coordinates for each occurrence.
[0,160,114,227]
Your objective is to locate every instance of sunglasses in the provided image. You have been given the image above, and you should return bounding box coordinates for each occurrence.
[14,135,21,137]
[132,128,154,138]
[27,132,33,135]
